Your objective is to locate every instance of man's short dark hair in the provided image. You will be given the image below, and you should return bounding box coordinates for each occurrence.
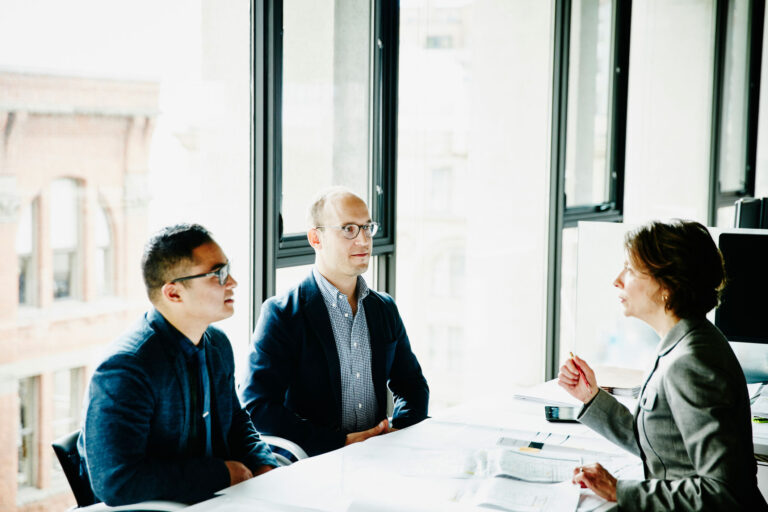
[141,223,214,302]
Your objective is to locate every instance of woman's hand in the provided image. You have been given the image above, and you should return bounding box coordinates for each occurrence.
[557,354,598,403]
[572,463,617,502]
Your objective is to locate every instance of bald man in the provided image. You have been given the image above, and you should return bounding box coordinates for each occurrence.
[240,187,429,456]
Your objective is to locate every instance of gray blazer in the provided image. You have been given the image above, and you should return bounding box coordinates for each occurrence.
[579,317,766,510]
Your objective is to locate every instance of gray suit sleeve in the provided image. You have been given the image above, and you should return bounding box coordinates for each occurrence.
[578,388,641,457]
[616,353,747,510]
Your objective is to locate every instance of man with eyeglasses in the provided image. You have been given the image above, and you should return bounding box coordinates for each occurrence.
[240,186,429,456]
[79,224,277,506]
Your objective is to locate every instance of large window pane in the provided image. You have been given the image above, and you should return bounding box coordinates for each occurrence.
[281,0,373,235]
[719,0,751,194]
[623,0,716,222]
[2,1,252,507]
[398,0,554,411]
[565,0,614,208]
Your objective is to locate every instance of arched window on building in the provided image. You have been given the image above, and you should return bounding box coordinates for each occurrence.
[94,203,114,296]
[16,200,37,306]
[50,179,82,300]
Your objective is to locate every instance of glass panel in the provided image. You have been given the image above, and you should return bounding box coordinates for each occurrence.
[3,3,253,504]
[16,201,35,305]
[398,0,554,411]
[281,0,373,235]
[53,251,75,299]
[622,0,716,222]
[50,179,80,251]
[18,377,37,489]
[51,368,83,482]
[95,205,113,296]
[558,227,579,361]
[718,0,751,197]
[564,0,614,208]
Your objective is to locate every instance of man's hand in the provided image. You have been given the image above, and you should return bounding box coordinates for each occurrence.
[345,418,389,446]
[225,460,254,486]
[252,464,274,476]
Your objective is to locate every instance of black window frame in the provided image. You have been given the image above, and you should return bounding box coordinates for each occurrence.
[252,0,399,324]
[709,0,765,224]
[546,0,632,379]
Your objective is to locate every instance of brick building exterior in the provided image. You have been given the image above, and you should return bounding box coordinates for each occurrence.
[0,71,158,511]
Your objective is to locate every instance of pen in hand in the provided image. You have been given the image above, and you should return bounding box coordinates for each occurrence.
[569,352,592,393]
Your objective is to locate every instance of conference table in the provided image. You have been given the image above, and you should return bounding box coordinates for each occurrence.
[183,390,641,512]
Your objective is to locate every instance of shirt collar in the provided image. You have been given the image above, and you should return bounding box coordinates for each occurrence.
[312,267,370,308]
[655,316,705,357]
[147,308,205,361]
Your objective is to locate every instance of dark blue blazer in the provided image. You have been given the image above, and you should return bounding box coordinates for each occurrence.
[78,309,276,505]
[239,273,429,456]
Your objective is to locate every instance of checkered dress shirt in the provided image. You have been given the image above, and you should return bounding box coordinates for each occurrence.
[312,267,377,432]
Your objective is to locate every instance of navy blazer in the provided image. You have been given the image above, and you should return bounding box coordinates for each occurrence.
[239,273,429,456]
[79,309,276,505]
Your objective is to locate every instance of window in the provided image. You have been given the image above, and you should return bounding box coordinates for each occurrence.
[398,0,555,409]
[565,0,613,209]
[50,179,81,300]
[16,201,36,306]
[549,0,630,376]
[255,0,396,305]
[3,2,254,507]
[18,376,38,490]
[280,0,374,237]
[51,368,84,484]
[712,0,765,226]
[94,204,113,296]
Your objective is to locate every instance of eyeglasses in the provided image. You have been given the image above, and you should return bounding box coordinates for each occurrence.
[171,262,230,286]
[315,222,379,239]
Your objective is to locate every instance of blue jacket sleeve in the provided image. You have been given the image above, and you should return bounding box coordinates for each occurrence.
[83,354,230,505]
[239,300,347,456]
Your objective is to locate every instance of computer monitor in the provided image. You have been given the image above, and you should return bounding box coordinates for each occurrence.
[715,233,768,343]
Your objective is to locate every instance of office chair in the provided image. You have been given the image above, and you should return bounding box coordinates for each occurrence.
[52,429,97,508]
[261,435,308,466]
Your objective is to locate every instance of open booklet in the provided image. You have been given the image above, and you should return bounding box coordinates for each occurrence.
[483,448,582,483]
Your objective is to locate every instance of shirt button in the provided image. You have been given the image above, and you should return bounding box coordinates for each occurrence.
[358,403,363,409]
[344,313,349,318]
[353,342,358,348]
[356,372,360,378]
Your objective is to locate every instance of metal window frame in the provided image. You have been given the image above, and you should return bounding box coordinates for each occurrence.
[546,0,631,379]
[252,0,399,329]
[709,0,765,223]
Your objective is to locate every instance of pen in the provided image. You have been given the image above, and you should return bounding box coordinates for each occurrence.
[570,351,592,392]
[753,416,768,423]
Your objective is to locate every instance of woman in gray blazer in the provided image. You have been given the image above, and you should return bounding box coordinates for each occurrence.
[559,220,766,510]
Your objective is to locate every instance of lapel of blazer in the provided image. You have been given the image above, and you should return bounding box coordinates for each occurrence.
[147,309,192,453]
[204,332,229,451]
[300,273,343,424]
[363,293,386,415]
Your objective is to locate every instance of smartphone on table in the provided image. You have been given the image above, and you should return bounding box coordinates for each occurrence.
[544,405,580,423]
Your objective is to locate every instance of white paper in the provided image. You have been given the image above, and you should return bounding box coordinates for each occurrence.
[470,479,580,512]
[484,448,581,483]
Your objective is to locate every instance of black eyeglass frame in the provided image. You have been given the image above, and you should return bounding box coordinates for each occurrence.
[171,262,230,286]
[315,222,380,240]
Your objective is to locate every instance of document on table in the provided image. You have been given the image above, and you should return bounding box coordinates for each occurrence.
[470,479,580,512]
[484,448,581,483]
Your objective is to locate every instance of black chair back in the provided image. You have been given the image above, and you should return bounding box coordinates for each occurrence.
[52,430,97,507]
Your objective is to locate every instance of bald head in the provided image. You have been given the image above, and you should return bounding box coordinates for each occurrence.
[307,186,367,228]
